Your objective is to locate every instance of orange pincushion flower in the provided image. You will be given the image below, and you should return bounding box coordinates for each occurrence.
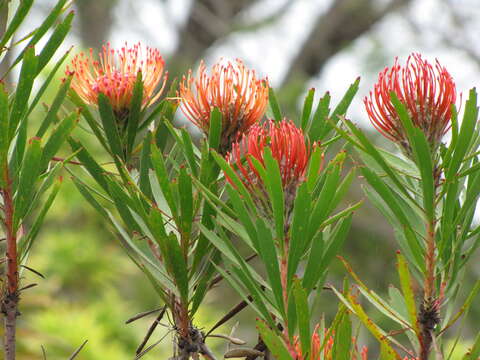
[180,59,269,153]
[364,53,456,153]
[67,42,167,116]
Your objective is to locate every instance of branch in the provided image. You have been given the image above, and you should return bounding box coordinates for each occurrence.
[282,0,411,87]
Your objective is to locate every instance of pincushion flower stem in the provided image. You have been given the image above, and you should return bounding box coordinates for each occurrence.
[1,165,18,360]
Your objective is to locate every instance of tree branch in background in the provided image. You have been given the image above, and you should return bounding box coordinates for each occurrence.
[75,0,118,49]
[282,0,411,88]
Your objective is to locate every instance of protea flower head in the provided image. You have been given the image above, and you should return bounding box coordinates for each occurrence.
[226,119,313,220]
[364,53,456,154]
[180,59,269,154]
[67,42,167,120]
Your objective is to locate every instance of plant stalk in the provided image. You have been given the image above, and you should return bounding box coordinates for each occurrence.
[2,166,18,360]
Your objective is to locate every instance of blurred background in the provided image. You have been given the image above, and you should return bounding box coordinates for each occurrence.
[2,0,480,358]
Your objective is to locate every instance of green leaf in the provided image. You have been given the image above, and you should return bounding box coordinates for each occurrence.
[318,78,359,140]
[139,131,153,199]
[68,90,109,151]
[462,332,480,360]
[263,148,285,242]
[68,139,109,192]
[331,309,352,360]
[36,74,72,138]
[256,218,284,316]
[40,112,78,169]
[446,88,478,180]
[14,137,42,228]
[256,320,291,360]
[125,71,143,159]
[178,166,194,234]
[165,233,189,303]
[302,232,324,292]
[0,0,34,53]
[97,93,124,159]
[300,88,315,130]
[208,107,222,151]
[35,10,73,74]
[18,176,62,260]
[309,91,331,142]
[150,144,178,219]
[180,128,198,177]
[9,0,69,69]
[293,279,310,357]
[287,183,311,283]
[268,87,282,122]
[306,146,323,192]
[391,94,434,220]
[396,252,420,336]
[344,292,401,360]
[9,46,37,140]
[211,150,256,210]
[319,214,352,274]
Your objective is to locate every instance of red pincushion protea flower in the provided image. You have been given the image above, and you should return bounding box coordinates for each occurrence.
[180,59,269,154]
[67,42,167,117]
[226,119,312,219]
[364,53,456,153]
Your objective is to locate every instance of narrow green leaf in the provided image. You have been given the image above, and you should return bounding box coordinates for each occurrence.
[300,88,315,130]
[318,78,359,139]
[40,112,78,169]
[462,332,480,360]
[268,87,282,122]
[97,93,124,159]
[302,232,324,292]
[287,183,311,283]
[208,107,222,151]
[150,145,178,219]
[331,309,352,360]
[306,146,323,192]
[396,252,420,336]
[256,320,291,360]
[309,91,331,141]
[68,139,109,192]
[446,88,478,180]
[0,0,34,52]
[35,10,73,74]
[36,75,72,138]
[14,137,42,228]
[263,148,285,242]
[180,128,198,177]
[139,131,153,199]
[165,233,189,303]
[293,279,310,357]
[68,90,109,151]
[9,0,69,69]
[178,166,193,234]
[256,218,284,316]
[18,176,62,260]
[125,71,143,158]
[9,46,37,140]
